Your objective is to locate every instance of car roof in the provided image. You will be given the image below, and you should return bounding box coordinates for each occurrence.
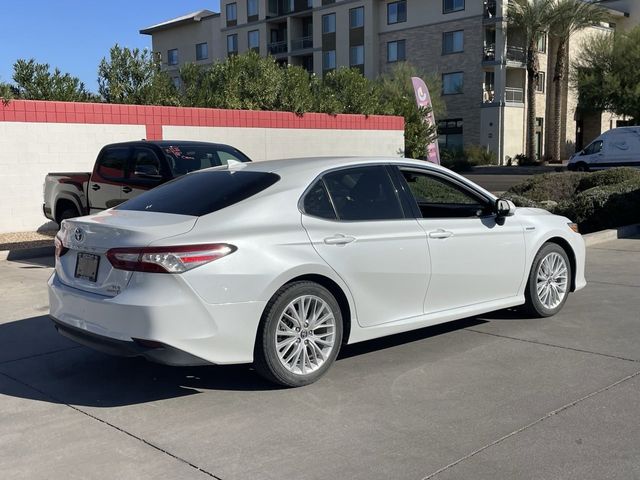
[101,140,238,149]
[223,156,449,175]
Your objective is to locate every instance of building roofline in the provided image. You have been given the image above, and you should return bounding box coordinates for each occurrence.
[140,9,219,35]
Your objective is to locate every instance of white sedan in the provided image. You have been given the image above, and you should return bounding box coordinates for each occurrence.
[49,157,586,386]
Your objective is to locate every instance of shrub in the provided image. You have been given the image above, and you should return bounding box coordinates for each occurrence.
[507,172,585,202]
[576,167,640,191]
[440,145,496,172]
[465,145,496,166]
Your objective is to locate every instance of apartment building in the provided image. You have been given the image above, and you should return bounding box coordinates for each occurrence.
[141,0,636,162]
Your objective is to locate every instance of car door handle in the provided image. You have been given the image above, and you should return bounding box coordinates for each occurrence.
[323,234,356,245]
[428,229,453,239]
[122,186,132,193]
[91,184,100,191]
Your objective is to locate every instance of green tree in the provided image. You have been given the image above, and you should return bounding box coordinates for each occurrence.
[573,26,640,122]
[98,44,179,105]
[276,65,315,114]
[507,0,554,162]
[0,81,14,105]
[315,67,380,115]
[11,59,96,101]
[549,0,608,162]
[376,62,444,159]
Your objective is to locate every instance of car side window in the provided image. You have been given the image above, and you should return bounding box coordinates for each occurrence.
[131,147,162,179]
[323,166,404,221]
[400,169,489,219]
[583,140,603,155]
[303,180,337,220]
[97,147,128,180]
[217,149,246,166]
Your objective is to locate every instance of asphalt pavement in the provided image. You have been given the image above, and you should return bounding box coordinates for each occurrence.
[0,236,638,480]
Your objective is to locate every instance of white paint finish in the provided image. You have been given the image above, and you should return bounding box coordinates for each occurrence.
[48,156,587,377]
[162,125,404,161]
[0,122,146,233]
[503,106,526,161]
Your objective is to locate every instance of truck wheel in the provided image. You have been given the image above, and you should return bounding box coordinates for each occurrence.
[575,162,589,172]
[57,206,79,225]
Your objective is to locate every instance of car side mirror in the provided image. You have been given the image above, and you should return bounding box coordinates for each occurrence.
[134,165,162,180]
[495,198,516,217]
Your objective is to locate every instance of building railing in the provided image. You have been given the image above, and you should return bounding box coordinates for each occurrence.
[505,87,524,103]
[483,44,497,61]
[291,35,313,51]
[506,45,526,64]
[268,40,288,55]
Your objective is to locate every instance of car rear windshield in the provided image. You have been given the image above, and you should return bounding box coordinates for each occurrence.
[162,144,251,176]
[116,171,279,216]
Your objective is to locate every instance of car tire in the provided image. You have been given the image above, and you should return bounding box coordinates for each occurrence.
[523,243,572,318]
[254,281,343,387]
[57,206,79,226]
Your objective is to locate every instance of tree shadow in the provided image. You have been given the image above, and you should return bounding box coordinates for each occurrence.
[0,314,489,408]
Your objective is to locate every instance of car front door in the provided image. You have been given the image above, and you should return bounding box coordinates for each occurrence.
[121,146,167,202]
[393,166,526,314]
[89,146,130,213]
[301,165,430,328]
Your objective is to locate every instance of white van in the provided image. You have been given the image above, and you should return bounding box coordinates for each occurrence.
[568,126,640,171]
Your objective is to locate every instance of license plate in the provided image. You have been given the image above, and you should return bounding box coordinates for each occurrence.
[75,253,100,282]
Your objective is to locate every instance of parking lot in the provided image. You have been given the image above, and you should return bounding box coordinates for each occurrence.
[1,236,639,480]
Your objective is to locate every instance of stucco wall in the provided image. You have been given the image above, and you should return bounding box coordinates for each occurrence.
[0,100,404,233]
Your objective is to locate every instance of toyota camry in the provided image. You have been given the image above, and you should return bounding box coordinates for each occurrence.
[49,157,586,387]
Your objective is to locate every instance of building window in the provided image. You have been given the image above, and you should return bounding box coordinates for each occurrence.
[322,13,336,34]
[535,72,545,93]
[323,50,336,71]
[195,43,208,61]
[248,30,260,51]
[387,1,407,24]
[442,72,464,95]
[443,0,464,14]
[537,34,547,53]
[350,7,364,28]
[226,2,237,25]
[247,0,258,18]
[437,119,464,150]
[167,49,178,66]
[443,30,464,54]
[350,45,364,66]
[387,40,406,62]
[227,34,238,55]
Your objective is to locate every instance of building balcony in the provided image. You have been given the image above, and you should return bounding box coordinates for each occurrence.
[505,87,524,103]
[483,44,497,62]
[268,40,288,55]
[506,45,526,65]
[483,1,497,19]
[290,35,313,52]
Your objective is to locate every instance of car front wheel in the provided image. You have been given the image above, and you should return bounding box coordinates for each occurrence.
[254,281,343,387]
[524,243,572,317]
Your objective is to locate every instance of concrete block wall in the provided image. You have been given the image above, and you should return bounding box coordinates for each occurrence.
[0,100,404,233]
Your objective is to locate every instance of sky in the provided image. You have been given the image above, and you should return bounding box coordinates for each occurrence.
[0,0,221,92]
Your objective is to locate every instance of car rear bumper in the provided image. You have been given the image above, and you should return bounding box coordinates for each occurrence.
[48,272,266,365]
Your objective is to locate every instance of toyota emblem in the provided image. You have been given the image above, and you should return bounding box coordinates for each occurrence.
[74,227,84,243]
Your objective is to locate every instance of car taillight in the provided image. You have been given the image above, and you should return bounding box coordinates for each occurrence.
[106,244,236,273]
[54,236,68,258]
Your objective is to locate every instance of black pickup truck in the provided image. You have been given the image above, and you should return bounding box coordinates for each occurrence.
[43,140,251,225]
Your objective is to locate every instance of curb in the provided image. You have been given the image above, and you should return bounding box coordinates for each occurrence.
[582,223,640,247]
[0,246,55,261]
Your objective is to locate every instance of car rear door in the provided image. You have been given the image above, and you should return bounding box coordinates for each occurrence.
[393,166,526,314]
[301,165,430,328]
[89,146,130,213]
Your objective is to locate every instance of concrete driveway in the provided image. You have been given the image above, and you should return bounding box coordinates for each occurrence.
[1,237,639,480]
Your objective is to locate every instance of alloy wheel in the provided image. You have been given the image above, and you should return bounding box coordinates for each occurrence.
[536,252,569,310]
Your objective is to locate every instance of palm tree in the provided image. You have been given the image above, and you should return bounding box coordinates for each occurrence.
[507,0,554,162]
[548,0,609,163]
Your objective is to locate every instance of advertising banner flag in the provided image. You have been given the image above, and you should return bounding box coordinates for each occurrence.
[411,76,440,165]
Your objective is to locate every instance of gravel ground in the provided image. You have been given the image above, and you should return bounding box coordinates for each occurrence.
[0,231,56,251]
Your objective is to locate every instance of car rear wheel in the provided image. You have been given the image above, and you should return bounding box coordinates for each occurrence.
[524,243,572,317]
[254,281,343,387]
